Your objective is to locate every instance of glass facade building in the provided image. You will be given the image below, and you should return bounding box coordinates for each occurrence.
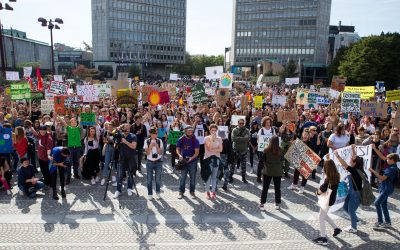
[231,0,332,68]
[92,0,186,78]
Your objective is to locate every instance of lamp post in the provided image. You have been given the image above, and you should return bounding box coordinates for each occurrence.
[0,0,17,77]
[38,17,63,75]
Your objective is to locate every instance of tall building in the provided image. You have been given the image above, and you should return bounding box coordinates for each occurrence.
[231,0,332,71]
[92,0,186,79]
[328,22,360,63]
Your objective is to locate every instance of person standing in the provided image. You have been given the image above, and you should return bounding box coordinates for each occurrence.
[48,147,71,200]
[131,114,147,173]
[82,127,101,185]
[249,121,259,174]
[144,126,164,200]
[176,126,200,199]
[231,118,250,183]
[256,117,278,183]
[36,125,54,188]
[194,114,209,169]
[67,118,83,182]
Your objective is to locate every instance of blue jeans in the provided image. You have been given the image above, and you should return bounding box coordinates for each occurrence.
[179,159,198,194]
[116,156,136,193]
[205,157,220,192]
[146,160,162,195]
[375,191,392,224]
[68,147,81,178]
[343,180,360,229]
[220,154,229,184]
[102,144,115,177]
[18,181,45,198]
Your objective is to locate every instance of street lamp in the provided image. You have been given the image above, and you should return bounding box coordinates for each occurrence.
[0,0,17,76]
[38,17,63,74]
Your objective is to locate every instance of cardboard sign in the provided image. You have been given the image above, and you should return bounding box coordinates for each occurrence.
[77,85,99,103]
[272,95,287,107]
[192,84,208,104]
[95,83,112,98]
[49,81,69,95]
[257,134,273,152]
[285,139,321,179]
[331,76,347,92]
[41,100,55,115]
[296,90,309,105]
[216,89,230,106]
[241,95,248,111]
[205,87,215,96]
[386,90,400,102]
[80,113,96,126]
[360,102,387,117]
[10,82,31,100]
[217,126,229,139]
[169,73,178,81]
[167,131,184,145]
[54,96,83,115]
[341,92,360,113]
[254,96,263,109]
[231,115,246,126]
[277,110,299,122]
[220,73,233,89]
[0,127,13,154]
[117,89,138,108]
[6,71,19,81]
[23,67,32,78]
[344,86,375,99]
[393,110,400,129]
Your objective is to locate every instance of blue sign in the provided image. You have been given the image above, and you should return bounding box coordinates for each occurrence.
[0,127,13,154]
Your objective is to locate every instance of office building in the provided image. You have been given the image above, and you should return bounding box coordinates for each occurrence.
[328,22,360,63]
[92,0,186,79]
[54,43,93,75]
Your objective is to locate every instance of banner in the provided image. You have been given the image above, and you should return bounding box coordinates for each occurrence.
[216,88,230,106]
[77,85,99,103]
[386,90,400,102]
[205,66,224,80]
[257,134,273,152]
[220,73,233,89]
[10,82,31,100]
[191,84,207,104]
[95,84,112,98]
[264,76,280,84]
[0,127,13,154]
[80,113,96,126]
[271,95,287,107]
[41,100,54,115]
[254,96,263,109]
[285,77,300,85]
[49,81,69,95]
[217,126,229,139]
[53,75,63,82]
[231,115,246,126]
[5,71,19,81]
[23,67,32,78]
[167,131,184,145]
[360,102,387,117]
[284,139,321,179]
[344,86,375,99]
[331,76,347,92]
[117,89,138,108]
[277,110,299,122]
[341,93,360,113]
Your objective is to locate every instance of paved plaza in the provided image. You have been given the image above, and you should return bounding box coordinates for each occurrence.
[0,156,399,250]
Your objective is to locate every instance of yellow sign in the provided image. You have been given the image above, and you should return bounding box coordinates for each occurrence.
[254,96,263,109]
[344,86,374,99]
[386,90,400,102]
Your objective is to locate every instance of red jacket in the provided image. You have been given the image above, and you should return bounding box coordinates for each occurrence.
[37,134,54,161]
[14,137,28,158]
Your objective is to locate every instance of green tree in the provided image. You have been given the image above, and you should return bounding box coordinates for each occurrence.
[338,32,400,89]
[172,53,224,76]
[327,46,350,80]
[280,59,298,81]
[128,64,141,78]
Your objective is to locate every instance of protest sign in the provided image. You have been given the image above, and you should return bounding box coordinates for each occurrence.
[10,82,31,100]
[386,90,400,102]
[217,126,229,139]
[285,139,321,179]
[31,91,45,102]
[192,84,207,104]
[117,89,138,108]
[376,81,385,93]
[329,88,340,99]
[360,102,387,117]
[49,81,69,95]
[23,67,32,78]
[54,96,66,114]
[159,91,170,104]
[169,73,178,81]
[41,100,54,115]
[341,93,360,113]
[285,77,299,85]
[216,88,230,106]
[54,75,63,82]
[0,127,13,154]
[277,110,299,122]
[205,66,223,80]
[254,96,263,109]
[307,92,320,104]
[393,110,400,129]
[77,85,99,103]
[6,71,19,81]
[80,113,96,126]
[271,95,287,107]
[258,134,273,152]
[95,84,112,98]
[54,96,83,115]
[167,131,184,145]
[205,87,215,96]
[331,76,347,92]
[220,73,233,89]
[231,115,246,125]
[296,90,308,105]
[316,96,330,105]
[167,116,174,124]
[141,85,154,102]
[344,86,375,99]
[319,88,330,94]
[264,76,280,84]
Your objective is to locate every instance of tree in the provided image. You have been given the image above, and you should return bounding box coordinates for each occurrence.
[280,59,298,81]
[327,46,350,80]
[338,32,400,89]
[172,53,224,76]
[72,64,103,80]
[128,64,141,78]
[83,41,92,52]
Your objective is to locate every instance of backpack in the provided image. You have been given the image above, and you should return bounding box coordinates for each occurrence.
[146,138,161,148]
[356,169,375,206]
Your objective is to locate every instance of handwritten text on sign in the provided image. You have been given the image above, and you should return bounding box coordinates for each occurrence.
[77,85,99,103]
[258,134,273,152]
[49,81,69,95]
[341,93,360,113]
[285,139,321,179]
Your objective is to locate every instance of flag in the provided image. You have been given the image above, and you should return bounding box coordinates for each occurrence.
[36,67,43,91]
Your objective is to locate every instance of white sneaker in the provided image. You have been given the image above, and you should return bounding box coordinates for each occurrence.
[6,190,12,195]
[100,178,106,186]
[148,195,154,200]
[112,182,117,187]
[287,184,297,190]
[19,190,24,196]
[275,204,280,210]
[298,186,304,194]
[127,189,133,196]
[344,226,357,233]
[91,178,96,185]
[112,176,116,182]
[95,176,100,183]
[113,191,121,199]
[156,193,161,199]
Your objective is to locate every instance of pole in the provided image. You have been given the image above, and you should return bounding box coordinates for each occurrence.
[50,27,55,75]
[10,27,16,69]
[0,20,6,77]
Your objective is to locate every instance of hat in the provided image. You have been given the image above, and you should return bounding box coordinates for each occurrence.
[184,125,194,130]
[39,125,47,130]
[45,122,53,126]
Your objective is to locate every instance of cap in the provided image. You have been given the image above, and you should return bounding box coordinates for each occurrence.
[184,125,194,130]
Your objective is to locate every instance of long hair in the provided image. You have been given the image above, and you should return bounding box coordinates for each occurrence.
[335,123,345,136]
[353,156,364,171]
[15,126,25,142]
[323,159,340,185]
[264,136,281,155]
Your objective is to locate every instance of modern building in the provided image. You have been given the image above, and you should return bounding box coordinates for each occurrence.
[328,22,360,63]
[54,43,93,75]
[91,0,187,79]
[0,29,51,71]
[231,0,332,73]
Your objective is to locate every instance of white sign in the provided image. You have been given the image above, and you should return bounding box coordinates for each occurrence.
[45,88,54,100]
[77,85,99,103]
[258,134,273,152]
[219,73,233,89]
[205,88,215,96]
[41,100,54,115]
[329,89,340,99]
[271,95,287,106]
[217,126,229,139]
[48,81,69,95]
[195,125,205,144]
[167,116,174,124]
[231,115,246,126]
[6,71,19,81]
[205,66,224,80]
[54,75,63,82]
[95,84,111,98]
[169,73,178,81]
[256,74,263,85]
[285,77,300,85]
[320,88,330,94]
[23,67,32,78]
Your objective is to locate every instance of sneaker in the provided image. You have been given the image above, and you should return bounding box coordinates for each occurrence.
[100,178,106,186]
[274,204,280,210]
[148,195,154,200]
[95,176,100,183]
[113,191,121,199]
[382,222,392,228]
[333,228,342,237]
[222,183,228,191]
[205,192,211,200]
[312,237,327,246]
[91,178,96,185]
[298,186,305,194]
[112,182,117,187]
[156,193,161,200]
[190,192,196,199]
[112,176,116,182]
[178,193,184,199]
[287,184,297,190]
[6,190,12,195]
[127,189,133,196]
[53,194,59,200]
[373,222,384,229]
[256,178,262,183]
[344,226,357,233]
[259,203,265,210]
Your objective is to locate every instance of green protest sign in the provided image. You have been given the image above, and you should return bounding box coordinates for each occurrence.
[10,82,31,100]
[191,84,207,104]
[167,131,184,145]
[80,113,96,126]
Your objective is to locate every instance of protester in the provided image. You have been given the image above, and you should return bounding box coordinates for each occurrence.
[18,157,45,198]
[36,125,53,188]
[231,118,250,183]
[49,146,70,200]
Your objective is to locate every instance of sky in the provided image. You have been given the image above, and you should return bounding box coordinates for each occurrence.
[0,0,399,56]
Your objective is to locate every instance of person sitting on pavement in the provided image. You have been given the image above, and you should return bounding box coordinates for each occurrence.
[17,157,45,198]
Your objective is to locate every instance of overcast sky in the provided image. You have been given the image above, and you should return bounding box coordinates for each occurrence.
[0,0,399,55]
